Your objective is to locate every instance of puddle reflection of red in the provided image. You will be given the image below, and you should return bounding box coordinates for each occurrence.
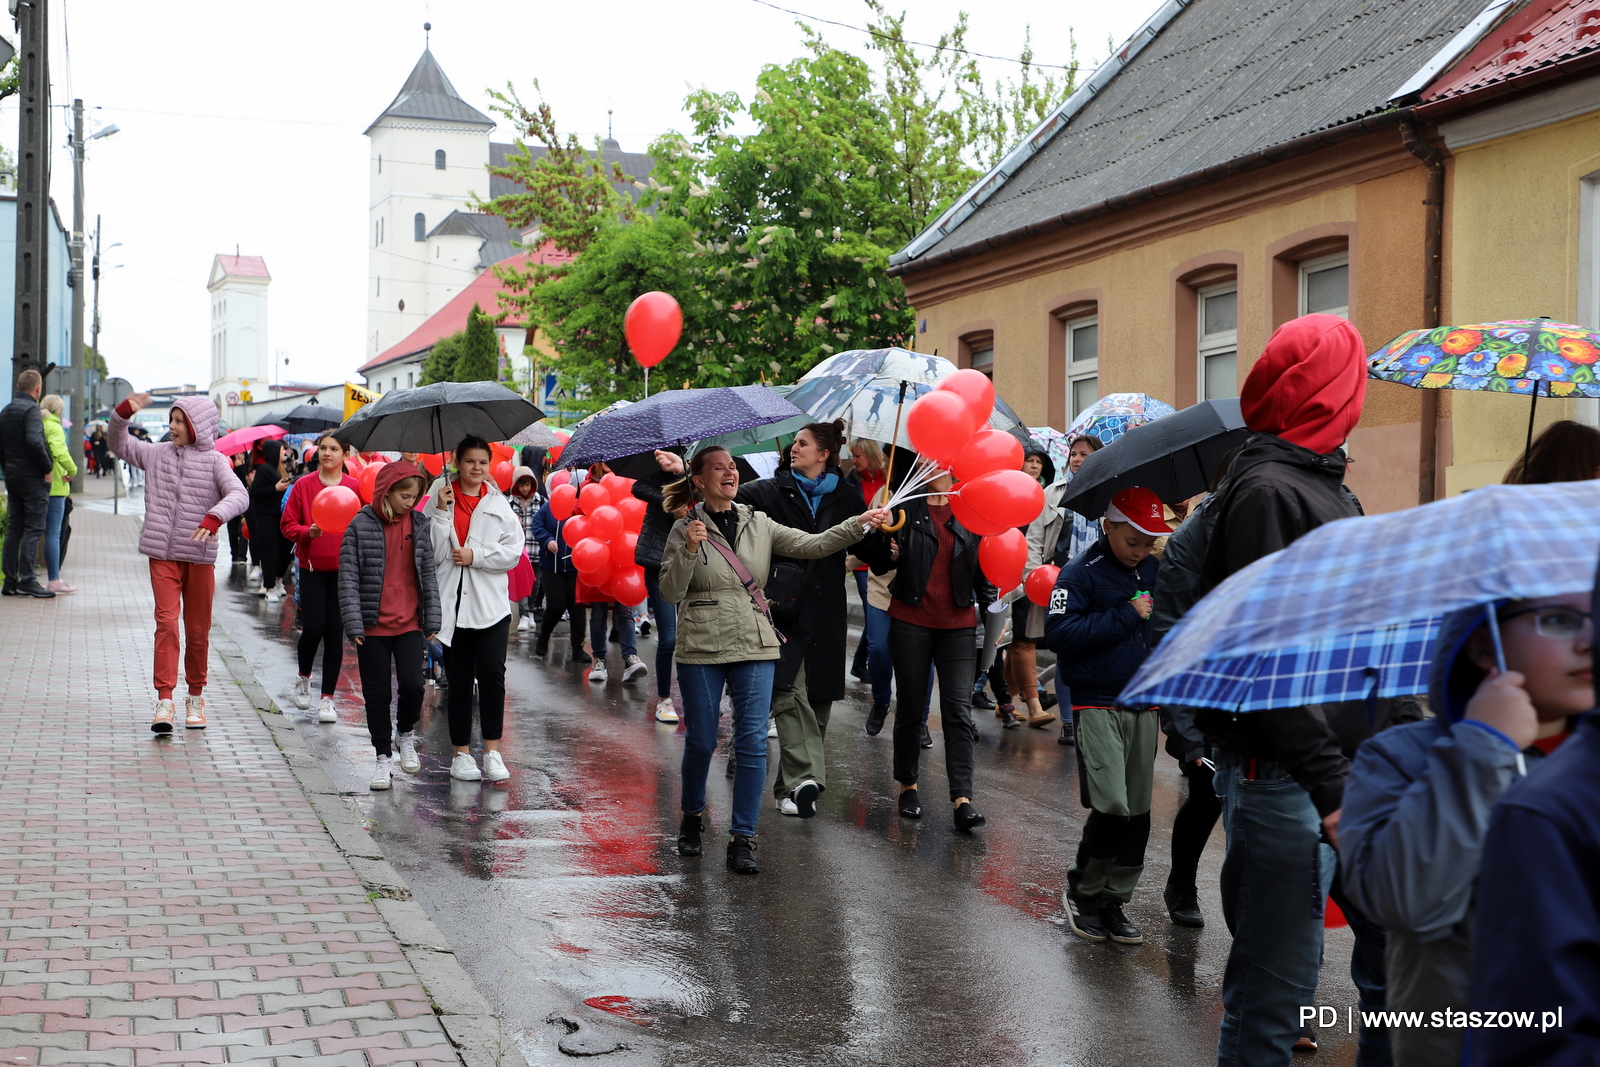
[553,941,592,954]
[584,995,658,1025]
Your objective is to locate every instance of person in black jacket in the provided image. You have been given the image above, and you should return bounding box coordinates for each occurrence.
[0,370,57,597]
[531,469,591,665]
[736,420,867,819]
[637,454,687,723]
[1045,487,1168,945]
[247,439,293,602]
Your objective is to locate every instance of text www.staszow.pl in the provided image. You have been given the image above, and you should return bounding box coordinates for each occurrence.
[1301,1007,1565,1033]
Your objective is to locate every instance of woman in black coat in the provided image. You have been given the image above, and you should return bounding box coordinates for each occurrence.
[247,439,292,601]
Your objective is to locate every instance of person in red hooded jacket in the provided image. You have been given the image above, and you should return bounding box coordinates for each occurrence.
[281,432,361,722]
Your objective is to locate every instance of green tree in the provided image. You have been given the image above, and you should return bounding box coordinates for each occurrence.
[452,304,501,383]
[419,332,463,385]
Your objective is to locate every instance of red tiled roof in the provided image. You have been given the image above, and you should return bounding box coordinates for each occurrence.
[214,254,270,279]
[1423,0,1600,103]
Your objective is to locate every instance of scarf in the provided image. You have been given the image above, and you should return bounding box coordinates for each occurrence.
[791,470,839,516]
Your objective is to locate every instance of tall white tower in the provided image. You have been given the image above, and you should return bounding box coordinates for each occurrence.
[207,253,271,417]
[364,48,494,358]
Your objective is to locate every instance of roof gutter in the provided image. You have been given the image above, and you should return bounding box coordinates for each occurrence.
[888,107,1413,278]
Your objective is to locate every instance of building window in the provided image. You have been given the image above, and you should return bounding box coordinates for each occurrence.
[435,150,446,170]
[414,212,426,241]
[1198,282,1238,401]
[407,372,414,388]
[1065,314,1098,419]
[969,340,994,378]
[375,277,380,297]
[1300,253,1349,317]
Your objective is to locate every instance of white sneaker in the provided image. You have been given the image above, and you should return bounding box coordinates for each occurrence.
[397,733,420,773]
[588,660,608,684]
[317,696,337,724]
[450,753,482,781]
[768,717,778,738]
[371,755,392,791]
[264,588,281,603]
[247,565,261,586]
[655,698,679,724]
[517,615,533,633]
[150,698,177,734]
[293,676,312,710]
[776,796,799,816]
[482,750,510,782]
[184,696,207,729]
[621,655,648,683]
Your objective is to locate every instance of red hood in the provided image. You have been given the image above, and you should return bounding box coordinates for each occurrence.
[374,460,425,519]
[1240,313,1367,455]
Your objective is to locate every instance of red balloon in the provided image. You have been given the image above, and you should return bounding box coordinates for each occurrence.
[959,469,1046,529]
[490,460,515,492]
[561,514,591,547]
[311,485,361,536]
[611,566,648,607]
[1025,564,1061,606]
[550,482,578,520]
[951,428,1024,484]
[979,528,1028,593]
[905,391,978,467]
[549,429,570,463]
[617,494,648,531]
[578,481,612,515]
[610,532,639,570]
[490,442,515,464]
[948,492,1012,536]
[419,453,444,477]
[571,536,611,577]
[624,291,683,369]
[937,368,996,425]
[588,504,623,542]
[357,460,388,504]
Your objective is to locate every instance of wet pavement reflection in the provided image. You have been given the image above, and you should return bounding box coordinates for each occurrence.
[213,570,1360,1066]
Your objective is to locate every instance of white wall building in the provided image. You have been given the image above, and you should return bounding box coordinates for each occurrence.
[207,253,271,418]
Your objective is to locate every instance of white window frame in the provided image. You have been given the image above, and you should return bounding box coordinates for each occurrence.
[1065,313,1099,419]
[1299,251,1350,318]
[966,337,995,378]
[1577,171,1600,426]
[1198,282,1238,402]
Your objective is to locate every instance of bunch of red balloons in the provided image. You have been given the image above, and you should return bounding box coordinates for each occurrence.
[551,473,650,606]
[903,369,1046,594]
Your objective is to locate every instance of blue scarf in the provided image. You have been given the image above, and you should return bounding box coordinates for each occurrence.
[791,470,839,516]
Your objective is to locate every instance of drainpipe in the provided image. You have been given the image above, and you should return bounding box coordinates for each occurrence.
[1401,121,1445,504]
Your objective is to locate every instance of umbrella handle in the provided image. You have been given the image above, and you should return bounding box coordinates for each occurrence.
[881,508,907,533]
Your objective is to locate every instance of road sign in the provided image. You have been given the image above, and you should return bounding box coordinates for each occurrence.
[225,391,240,405]
[98,376,131,409]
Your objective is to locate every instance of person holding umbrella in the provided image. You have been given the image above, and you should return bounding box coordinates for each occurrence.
[281,432,360,721]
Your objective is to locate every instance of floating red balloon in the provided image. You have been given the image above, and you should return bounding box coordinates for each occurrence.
[549,430,570,463]
[937,368,996,425]
[490,442,515,464]
[490,460,515,492]
[905,391,978,468]
[951,428,1024,485]
[959,469,1046,530]
[611,566,648,607]
[624,291,683,369]
[1025,564,1061,606]
[419,453,445,478]
[561,514,591,547]
[588,504,623,542]
[550,482,578,520]
[571,537,611,577]
[978,528,1028,593]
[578,481,612,515]
[610,531,640,570]
[311,485,361,536]
[356,460,388,504]
[617,495,648,531]
[948,492,1012,537]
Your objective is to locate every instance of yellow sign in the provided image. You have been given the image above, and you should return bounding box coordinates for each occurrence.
[240,391,252,403]
[344,382,380,422]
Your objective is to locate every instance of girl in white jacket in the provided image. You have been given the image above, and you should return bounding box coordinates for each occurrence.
[431,435,524,782]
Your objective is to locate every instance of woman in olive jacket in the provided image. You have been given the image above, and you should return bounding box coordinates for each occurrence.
[659,446,889,875]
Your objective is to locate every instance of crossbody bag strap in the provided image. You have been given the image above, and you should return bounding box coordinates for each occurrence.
[696,507,780,630]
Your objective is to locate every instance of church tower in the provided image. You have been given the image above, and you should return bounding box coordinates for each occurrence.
[207,253,270,417]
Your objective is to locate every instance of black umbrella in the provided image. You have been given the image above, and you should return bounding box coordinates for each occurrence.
[331,382,543,453]
[276,403,342,434]
[557,385,805,470]
[1061,398,1249,519]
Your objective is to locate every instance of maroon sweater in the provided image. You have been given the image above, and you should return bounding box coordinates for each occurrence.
[889,504,976,629]
[369,510,422,637]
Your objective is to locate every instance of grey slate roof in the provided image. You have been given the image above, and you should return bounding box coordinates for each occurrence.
[488,140,655,202]
[895,0,1493,269]
[426,211,520,269]
[366,50,494,134]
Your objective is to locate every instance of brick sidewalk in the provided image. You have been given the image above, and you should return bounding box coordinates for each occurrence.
[0,501,462,1065]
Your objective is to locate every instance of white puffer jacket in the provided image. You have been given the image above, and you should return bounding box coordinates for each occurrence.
[429,482,523,645]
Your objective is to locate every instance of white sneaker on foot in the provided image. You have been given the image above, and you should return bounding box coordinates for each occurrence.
[150,699,176,734]
[397,733,420,773]
[482,750,510,782]
[768,717,778,738]
[655,698,679,724]
[622,654,648,682]
[247,565,261,586]
[517,615,533,632]
[293,676,312,710]
[264,588,281,603]
[450,753,482,781]
[184,696,207,729]
[776,796,799,816]
[317,696,337,723]
[588,660,608,684]
[371,755,392,791]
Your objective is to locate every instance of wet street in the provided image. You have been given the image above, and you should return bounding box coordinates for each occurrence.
[212,567,1362,1066]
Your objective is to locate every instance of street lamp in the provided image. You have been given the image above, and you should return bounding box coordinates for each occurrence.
[69,101,119,491]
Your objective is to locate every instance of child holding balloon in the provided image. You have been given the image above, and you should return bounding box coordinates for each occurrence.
[281,432,361,722]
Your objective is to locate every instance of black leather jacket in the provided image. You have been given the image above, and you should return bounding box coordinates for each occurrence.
[632,470,678,570]
[0,392,50,478]
[860,495,992,614]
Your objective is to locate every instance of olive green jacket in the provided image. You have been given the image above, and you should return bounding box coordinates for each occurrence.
[660,502,865,665]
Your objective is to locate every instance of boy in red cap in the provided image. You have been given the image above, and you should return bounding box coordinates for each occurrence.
[1044,486,1170,944]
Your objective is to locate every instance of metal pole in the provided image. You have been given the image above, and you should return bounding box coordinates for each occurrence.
[69,100,86,493]
[89,216,101,409]
[11,0,50,387]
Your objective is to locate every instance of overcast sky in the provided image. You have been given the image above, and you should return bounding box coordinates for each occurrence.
[5,0,1150,391]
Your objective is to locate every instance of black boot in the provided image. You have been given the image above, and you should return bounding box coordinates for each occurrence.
[1164,883,1205,927]
[953,802,986,832]
[726,834,759,875]
[677,811,704,857]
[865,702,889,736]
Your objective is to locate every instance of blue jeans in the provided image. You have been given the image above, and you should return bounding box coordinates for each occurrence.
[588,602,637,660]
[644,565,677,699]
[1213,749,1337,1067]
[44,495,65,581]
[863,601,894,706]
[678,659,775,838]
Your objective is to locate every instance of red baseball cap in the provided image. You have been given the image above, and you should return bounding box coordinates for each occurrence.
[1105,487,1173,537]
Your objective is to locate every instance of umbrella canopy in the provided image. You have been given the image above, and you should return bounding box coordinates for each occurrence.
[273,403,341,434]
[1065,393,1177,445]
[331,382,542,453]
[215,424,287,457]
[506,421,562,449]
[1367,319,1600,397]
[1120,480,1600,712]
[1028,427,1072,484]
[800,346,956,387]
[784,374,1030,451]
[1061,399,1248,518]
[557,385,805,471]
[684,385,813,457]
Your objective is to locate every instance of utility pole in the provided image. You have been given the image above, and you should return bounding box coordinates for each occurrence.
[11,0,51,388]
[68,100,86,492]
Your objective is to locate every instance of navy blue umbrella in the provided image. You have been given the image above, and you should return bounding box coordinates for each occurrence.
[557,385,807,471]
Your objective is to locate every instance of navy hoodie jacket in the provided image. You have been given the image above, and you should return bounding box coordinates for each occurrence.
[1042,536,1158,708]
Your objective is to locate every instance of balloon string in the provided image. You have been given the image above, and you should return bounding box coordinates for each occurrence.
[884,457,950,509]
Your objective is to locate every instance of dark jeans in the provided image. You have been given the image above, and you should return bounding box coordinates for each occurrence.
[678,659,775,838]
[2,475,47,587]
[851,571,871,677]
[535,570,586,652]
[588,601,637,660]
[888,618,977,800]
[251,523,290,590]
[1168,759,1220,893]
[227,516,247,562]
[356,631,425,757]
[643,565,677,699]
[296,570,344,696]
[444,620,509,746]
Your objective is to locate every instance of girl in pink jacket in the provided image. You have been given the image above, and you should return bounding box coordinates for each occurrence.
[111,392,248,732]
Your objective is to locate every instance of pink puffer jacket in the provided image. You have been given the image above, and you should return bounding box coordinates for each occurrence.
[109,395,248,564]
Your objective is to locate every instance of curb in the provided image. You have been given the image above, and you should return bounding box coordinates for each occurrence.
[212,626,533,1067]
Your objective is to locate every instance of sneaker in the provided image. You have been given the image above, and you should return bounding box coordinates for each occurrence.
[654,698,679,724]
[517,615,533,632]
[776,795,800,816]
[1000,705,1024,729]
[865,702,889,736]
[45,579,76,594]
[589,660,609,684]
[621,655,648,683]
[1165,884,1205,928]
[640,620,652,637]
[293,676,312,710]
[726,834,760,875]
[450,753,482,781]
[570,648,592,665]
[370,755,392,791]
[482,750,511,782]
[767,718,778,739]
[264,588,281,603]
[397,733,420,773]
[792,779,819,819]
[317,696,337,724]
[920,724,934,749]
[184,696,207,729]
[1059,721,1076,746]
[247,565,261,586]
[150,699,176,734]
[1100,902,1144,945]
[1064,893,1106,943]
[973,689,996,710]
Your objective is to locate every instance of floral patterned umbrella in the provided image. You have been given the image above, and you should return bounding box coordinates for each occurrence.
[1065,393,1177,445]
[1029,427,1072,483]
[1367,319,1600,397]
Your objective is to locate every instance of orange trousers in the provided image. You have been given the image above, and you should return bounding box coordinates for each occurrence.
[149,560,215,699]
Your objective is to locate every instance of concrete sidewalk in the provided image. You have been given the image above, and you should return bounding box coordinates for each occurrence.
[0,488,520,1066]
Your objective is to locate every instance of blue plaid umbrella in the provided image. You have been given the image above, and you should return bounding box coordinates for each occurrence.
[1121,480,1600,712]
[1065,393,1176,445]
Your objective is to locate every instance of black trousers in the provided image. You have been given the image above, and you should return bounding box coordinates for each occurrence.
[889,618,977,800]
[250,522,290,589]
[356,630,425,757]
[227,516,248,563]
[534,570,586,651]
[444,620,509,746]
[2,476,47,587]
[296,570,344,696]
[1168,759,1220,892]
